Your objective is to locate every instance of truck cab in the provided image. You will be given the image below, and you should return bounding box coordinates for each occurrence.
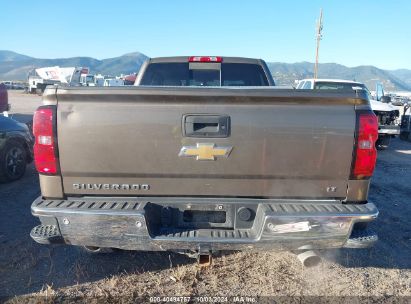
[135,56,275,86]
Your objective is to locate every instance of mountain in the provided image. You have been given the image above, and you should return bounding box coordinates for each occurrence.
[0,50,33,62]
[0,50,148,80]
[0,50,410,91]
[389,69,411,89]
[267,62,411,91]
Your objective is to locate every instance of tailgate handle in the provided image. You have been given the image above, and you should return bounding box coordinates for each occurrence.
[183,115,230,138]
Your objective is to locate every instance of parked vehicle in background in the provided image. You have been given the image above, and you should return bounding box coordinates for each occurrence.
[28,75,60,94]
[0,83,10,117]
[30,56,379,265]
[94,75,105,87]
[296,79,400,149]
[79,74,97,86]
[103,78,124,86]
[1,81,25,90]
[0,115,33,182]
[123,74,137,85]
[1,81,13,90]
[389,94,410,106]
[400,103,411,141]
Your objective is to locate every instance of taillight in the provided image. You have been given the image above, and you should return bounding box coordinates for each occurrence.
[33,107,58,174]
[188,56,222,62]
[351,112,378,179]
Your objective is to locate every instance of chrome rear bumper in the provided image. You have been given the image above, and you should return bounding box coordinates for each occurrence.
[31,197,378,251]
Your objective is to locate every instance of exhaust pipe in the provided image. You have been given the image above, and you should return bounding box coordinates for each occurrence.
[297,250,321,267]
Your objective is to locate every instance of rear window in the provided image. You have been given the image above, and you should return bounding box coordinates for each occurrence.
[189,69,220,86]
[140,62,269,86]
[221,63,268,86]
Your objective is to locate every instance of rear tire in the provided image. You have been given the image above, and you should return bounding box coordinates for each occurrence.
[376,135,390,150]
[0,140,27,182]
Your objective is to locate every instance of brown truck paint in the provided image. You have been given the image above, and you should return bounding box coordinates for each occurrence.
[30,57,379,255]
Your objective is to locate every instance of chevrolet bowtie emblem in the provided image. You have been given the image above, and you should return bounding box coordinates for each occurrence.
[179,143,233,160]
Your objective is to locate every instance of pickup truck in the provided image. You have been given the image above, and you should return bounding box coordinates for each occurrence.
[30,56,379,265]
[296,78,400,149]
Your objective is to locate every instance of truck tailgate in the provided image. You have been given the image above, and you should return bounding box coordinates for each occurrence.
[55,87,360,199]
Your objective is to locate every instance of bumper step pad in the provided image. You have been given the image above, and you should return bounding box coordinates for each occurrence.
[344,228,378,248]
[30,225,63,245]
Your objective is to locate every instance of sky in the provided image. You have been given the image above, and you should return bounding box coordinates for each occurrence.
[1,0,410,69]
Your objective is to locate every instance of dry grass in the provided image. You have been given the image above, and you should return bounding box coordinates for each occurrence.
[7,284,56,304]
[3,249,411,303]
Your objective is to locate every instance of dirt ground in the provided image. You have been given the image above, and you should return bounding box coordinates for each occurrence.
[0,91,410,303]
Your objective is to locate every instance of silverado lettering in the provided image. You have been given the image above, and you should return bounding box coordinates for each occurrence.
[72,184,150,191]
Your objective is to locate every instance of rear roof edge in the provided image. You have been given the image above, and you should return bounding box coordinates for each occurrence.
[148,56,263,64]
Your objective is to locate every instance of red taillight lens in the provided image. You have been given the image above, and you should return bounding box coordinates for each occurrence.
[351,113,378,179]
[33,107,58,174]
[188,56,222,62]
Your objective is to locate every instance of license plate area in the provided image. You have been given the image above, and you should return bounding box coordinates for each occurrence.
[183,210,226,224]
[144,202,234,232]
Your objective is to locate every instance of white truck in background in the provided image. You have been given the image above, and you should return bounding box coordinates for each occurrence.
[103,78,124,86]
[79,74,124,87]
[94,75,105,86]
[296,79,400,149]
[79,74,96,87]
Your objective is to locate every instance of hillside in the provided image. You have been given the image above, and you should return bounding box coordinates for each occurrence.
[389,69,411,88]
[1,50,410,91]
[267,62,411,91]
[0,51,148,80]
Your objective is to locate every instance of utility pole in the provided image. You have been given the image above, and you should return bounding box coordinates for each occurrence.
[314,8,323,79]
